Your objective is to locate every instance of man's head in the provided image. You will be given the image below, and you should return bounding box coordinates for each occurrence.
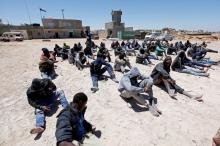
[72,92,88,112]
[129,67,141,80]
[119,53,125,60]
[140,48,145,54]
[100,42,105,48]
[79,51,84,58]
[42,48,49,56]
[163,56,172,68]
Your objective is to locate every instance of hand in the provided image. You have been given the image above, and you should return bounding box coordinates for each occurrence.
[172,79,176,84]
[41,106,50,112]
[144,87,151,93]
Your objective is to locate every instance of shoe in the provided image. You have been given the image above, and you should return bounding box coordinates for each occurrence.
[91,87,99,92]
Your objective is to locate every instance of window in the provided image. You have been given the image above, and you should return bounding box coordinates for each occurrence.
[47,22,55,28]
[63,22,71,28]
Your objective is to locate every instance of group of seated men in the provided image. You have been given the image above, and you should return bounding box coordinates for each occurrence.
[27,38,220,146]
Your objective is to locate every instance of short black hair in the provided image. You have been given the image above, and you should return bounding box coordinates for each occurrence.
[73,92,88,104]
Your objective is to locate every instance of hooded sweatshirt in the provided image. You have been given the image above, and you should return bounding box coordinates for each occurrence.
[118,67,152,93]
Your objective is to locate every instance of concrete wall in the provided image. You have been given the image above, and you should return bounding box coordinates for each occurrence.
[42,18,83,29]
[29,28,83,39]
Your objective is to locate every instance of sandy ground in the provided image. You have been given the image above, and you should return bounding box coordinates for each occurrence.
[0,39,220,146]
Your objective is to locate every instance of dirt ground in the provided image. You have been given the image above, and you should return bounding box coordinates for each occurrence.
[0,39,220,146]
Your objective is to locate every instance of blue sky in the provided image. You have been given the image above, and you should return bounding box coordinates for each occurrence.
[0,0,220,31]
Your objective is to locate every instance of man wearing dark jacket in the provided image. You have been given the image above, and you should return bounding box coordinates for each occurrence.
[27,78,68,134]
[97,42,111,62]
[90,57,118,92]
[39,59,57,80]
[55,92,94,146]
[151,56,203,101]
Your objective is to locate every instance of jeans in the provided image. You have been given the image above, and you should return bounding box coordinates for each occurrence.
[91,66,113,88]
[196,59,217,65]
[41,71,57,80]
[148,54,158,60]
[176,66,207,76]
[35,90,68,127]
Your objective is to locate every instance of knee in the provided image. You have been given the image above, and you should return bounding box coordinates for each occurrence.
[143,78,153,87]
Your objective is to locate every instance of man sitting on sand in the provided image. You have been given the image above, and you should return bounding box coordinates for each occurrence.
[114,53,132,73]
[68,47,76,64]
[167,43,178,55]
[136,48,153,65]
[40,48,56,62]
[56,92,101,146]
[39,58,58,80]
[155,41,166,60]
[54,44,62,57]
[27,78,68,134]
[151,56,203,101]
[124,40,136,56]
[84,44,94,59]
[75,51,90,70]
[118,67,161,117]
[90,57,118,92]
[97,42,111,62]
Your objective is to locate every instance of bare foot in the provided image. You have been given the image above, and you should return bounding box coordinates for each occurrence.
[152,104,162,114]
[192,95,203,101]
[30,127,45,134]
[204,67,209,72]
[168,89,176,98]
[149,106,160,117]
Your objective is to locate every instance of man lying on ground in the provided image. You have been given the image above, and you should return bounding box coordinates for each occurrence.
[171,51,209,77]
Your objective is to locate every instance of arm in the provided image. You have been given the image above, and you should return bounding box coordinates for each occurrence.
[107,53,111,62]
[115,58,125,65]
[56,112,74,145]
[122,77,144,93]
[155,64,171,79]
[27,96,43,110]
